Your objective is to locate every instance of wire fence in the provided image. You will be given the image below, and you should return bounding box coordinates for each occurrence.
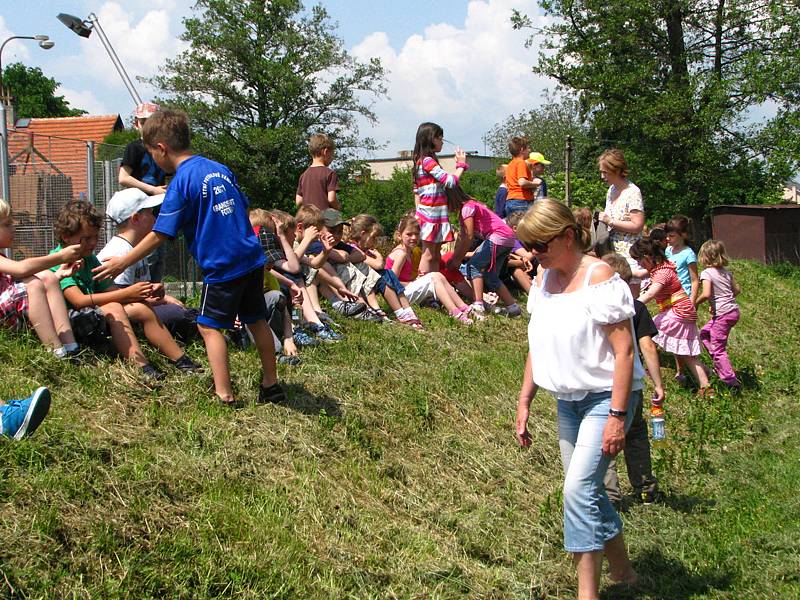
[4,128,201,299]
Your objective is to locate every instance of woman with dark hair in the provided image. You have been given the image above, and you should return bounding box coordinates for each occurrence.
[515,199,642,599]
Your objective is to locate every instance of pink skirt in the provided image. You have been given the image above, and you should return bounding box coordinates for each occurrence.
[416,204,454,244]
[0,273,28,328]
[653,309,701,356]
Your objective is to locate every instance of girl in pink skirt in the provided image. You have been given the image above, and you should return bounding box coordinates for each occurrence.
[630,239,711,396]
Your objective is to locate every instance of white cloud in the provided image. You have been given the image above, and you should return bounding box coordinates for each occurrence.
[351,0,554,156]
[57,86,109,115]
[0,16,32,66]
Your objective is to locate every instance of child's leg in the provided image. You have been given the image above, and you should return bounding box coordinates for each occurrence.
[381,286,403,312]
[101,302,149,367]
[429,272,468,314]
[244,319,278,389]
[22,276,62,349]
[305,280,324,312]
[511,268,532,293]
[364,291,382,311]
[298,287,323,325]
[471,275,485,307]
[706,309,740,384]
[419,241,441,275]
[678,354,710,388]
[496,282,518,308]
[123,302,184,361]
[35,270,76,346]
[198,324,233,400]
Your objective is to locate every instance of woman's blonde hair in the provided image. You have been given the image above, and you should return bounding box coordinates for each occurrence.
[598,148,629,178]
[698,239,730,268]
[516,198,592,253]
[0,199,10,220]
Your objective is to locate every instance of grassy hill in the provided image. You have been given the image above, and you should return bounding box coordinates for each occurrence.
[1,260,799,599]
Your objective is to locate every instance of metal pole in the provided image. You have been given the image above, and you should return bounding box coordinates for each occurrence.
[87,14,142,105]
[103,159,114,242]
[86,141,95,204]
[0,103,9,202]
[565,135,573,207]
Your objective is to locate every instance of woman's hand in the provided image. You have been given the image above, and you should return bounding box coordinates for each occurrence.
[598,211,612,226]
[515,401,532,447]
[602,416,626,456]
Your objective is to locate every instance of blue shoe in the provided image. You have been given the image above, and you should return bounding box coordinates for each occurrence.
[310,323,342,342]
[293,328,319,347]
[0,387,51,440]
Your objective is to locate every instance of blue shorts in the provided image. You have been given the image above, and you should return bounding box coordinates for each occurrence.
[503,199,532,215]
[374,269,406,296]
[198,267,267,329]
[459,240,511,291]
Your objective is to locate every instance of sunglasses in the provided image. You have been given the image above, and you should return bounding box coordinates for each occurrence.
[525,229,568,253]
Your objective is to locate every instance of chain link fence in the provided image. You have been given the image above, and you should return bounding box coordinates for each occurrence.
[4,128,201,299]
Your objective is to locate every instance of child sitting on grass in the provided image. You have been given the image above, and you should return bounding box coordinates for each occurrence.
[504,210,536,293]
[94,110,282,406]
[347,214,424,330]
[52,200,200,381]
[386,212,474,325]
[0,199,82,359]
[0,386,50,440]
[444,185,521,319]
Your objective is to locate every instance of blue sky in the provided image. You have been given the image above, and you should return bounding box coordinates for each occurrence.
[1,1,553,157]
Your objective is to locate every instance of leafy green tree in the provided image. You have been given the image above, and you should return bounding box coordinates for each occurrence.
[98,129,140,162]
[512,0,797,225]
[1,63,85,118]
[151,0,386,210]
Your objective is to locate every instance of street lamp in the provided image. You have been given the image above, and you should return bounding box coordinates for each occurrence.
[57,13,142,105]
[0,35,55,96]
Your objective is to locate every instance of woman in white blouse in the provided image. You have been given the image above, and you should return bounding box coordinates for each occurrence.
[515,199,643,599]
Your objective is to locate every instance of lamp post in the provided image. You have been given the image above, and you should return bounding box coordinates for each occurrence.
[0,34,55,208]
[57,13,143,105]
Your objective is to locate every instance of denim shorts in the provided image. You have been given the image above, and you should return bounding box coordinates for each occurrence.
[503,199,532,215]
[557,390,635,552]
[374,268,406,296]
[459,240,511,291]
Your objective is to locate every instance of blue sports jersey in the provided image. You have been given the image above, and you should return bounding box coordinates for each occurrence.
[153,155,264,283]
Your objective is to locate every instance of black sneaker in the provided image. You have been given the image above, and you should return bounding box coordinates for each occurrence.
[257,383,287,405]
[332,300,367,317]
[637,490,662,505]
[171,354,203,373]
[278,354,302,366]
[141,363,166,381]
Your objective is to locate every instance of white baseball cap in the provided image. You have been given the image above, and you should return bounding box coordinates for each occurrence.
[107,188,164,224]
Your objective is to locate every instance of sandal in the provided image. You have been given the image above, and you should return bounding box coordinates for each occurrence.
[258,383,287,405]
[451,308,474,325]
[399,315,425,331]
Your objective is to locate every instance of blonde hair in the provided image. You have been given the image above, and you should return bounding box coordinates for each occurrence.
[308,133,335,158]
[698,239,730,268]
[248,208,275,233]
[516,198,591,253]
[270,209,296,236]
[505,210,526,228]
[348,214,379,245]
[0,199,10,220]
[394,211,420,243]
[598,148,629,178]
[295,204,324,229]
[601,253,632,283]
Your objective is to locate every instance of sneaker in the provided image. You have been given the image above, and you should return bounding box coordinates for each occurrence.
[141,363,166,381]
[293,329,319,347]
[171,354,203,373]
[278,354,302,366]
[257,382,287,405]
[674,373,689,387]
[316,311,337,326]
[354,308,385,322]
[470,303,488,322]
[0,387,51,440]
[332,300,367,317]
[493,304,523,318]
[229,327,251,350]
[636,490,662,505]
[310,324,342,342]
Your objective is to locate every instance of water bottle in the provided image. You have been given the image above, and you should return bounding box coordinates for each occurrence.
[650,401,665,441]
[291,305,302,324]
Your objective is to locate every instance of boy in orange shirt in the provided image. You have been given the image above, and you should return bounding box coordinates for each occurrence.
[503,136,539,216]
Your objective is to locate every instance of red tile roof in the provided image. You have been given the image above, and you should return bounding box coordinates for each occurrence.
[7,115,124,197]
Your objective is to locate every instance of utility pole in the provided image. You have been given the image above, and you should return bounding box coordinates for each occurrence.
[565,135,573,207]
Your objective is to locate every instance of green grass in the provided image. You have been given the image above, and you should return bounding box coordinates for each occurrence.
[1,259,799,599]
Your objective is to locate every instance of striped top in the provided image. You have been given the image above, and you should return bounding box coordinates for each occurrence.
[650,261,697,321]
[414,156,458,209]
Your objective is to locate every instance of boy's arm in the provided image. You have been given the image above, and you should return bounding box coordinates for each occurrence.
[274,226,301,274]
[0,245,82,279]
[327,190,341,210]
[292,225,319,259]
[363,249,384,271]
[732,274,741,297]
[346,246,366,264]
[118,166,166,196]
[62,281,152,309]
[695,278,712,306]
[294,194,304,207]
[688,261,700,304]
[638,335,665,403]
[326,247,351,264]
[93,231,167,281]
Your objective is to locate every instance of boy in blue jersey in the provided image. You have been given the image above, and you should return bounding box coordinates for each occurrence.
[94,110,284,407]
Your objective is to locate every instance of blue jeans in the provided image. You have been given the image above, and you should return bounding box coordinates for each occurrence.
[503,199,532,215]
[459,240,511,291]
[558,391,635,552]
[373,268,406,296]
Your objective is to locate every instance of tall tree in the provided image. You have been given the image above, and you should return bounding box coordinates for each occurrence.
[513,0,798,223]
[152,0,386,209]
[1,63,86,118]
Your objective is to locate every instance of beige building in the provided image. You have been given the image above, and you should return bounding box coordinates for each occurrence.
[364,152,498,180]
[783,181,799,204]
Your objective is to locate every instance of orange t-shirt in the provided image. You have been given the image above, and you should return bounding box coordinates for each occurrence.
[505,157,533,201]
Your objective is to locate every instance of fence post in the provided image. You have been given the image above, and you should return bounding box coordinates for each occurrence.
[0,103,9,203]
[86,141,95,205]
[103,159,115,242]
[565,135,573,207]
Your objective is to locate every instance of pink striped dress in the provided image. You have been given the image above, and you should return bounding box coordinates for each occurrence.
[414,156,456,243]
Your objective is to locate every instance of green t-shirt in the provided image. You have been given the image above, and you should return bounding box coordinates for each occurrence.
[49,245,112,307]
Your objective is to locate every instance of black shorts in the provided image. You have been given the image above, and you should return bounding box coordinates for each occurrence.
[198,267,267,329]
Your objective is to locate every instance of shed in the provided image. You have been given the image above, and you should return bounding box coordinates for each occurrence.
[711,204,800,265]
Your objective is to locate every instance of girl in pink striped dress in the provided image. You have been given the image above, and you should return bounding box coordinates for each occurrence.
[412,122,468,275]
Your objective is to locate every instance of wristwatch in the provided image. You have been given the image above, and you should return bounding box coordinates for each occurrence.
[608,408,627,417]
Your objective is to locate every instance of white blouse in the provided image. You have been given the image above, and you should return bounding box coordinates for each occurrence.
[526,264,645,401]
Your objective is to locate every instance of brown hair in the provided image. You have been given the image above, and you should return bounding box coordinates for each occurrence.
[294,204,325,229]
[508,136,529,158]
[573,207,592,232]
[601,252,632,283]
[53,200,103,240]
[516,198,591,253]
[141,109,191,152]
[598,148,629,178]
[505,209,526,228]
[270,209,296,236]
[308,133,335,158]
[665,214,690,235]
[348,214,379,245]
[698,239,730,268]
[394,211,420,243]
[629,238,666,265]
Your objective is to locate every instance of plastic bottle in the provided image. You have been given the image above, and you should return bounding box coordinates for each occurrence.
[650,398,665,440]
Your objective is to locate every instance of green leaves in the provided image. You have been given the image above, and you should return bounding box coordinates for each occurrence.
[1,63,86,118]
